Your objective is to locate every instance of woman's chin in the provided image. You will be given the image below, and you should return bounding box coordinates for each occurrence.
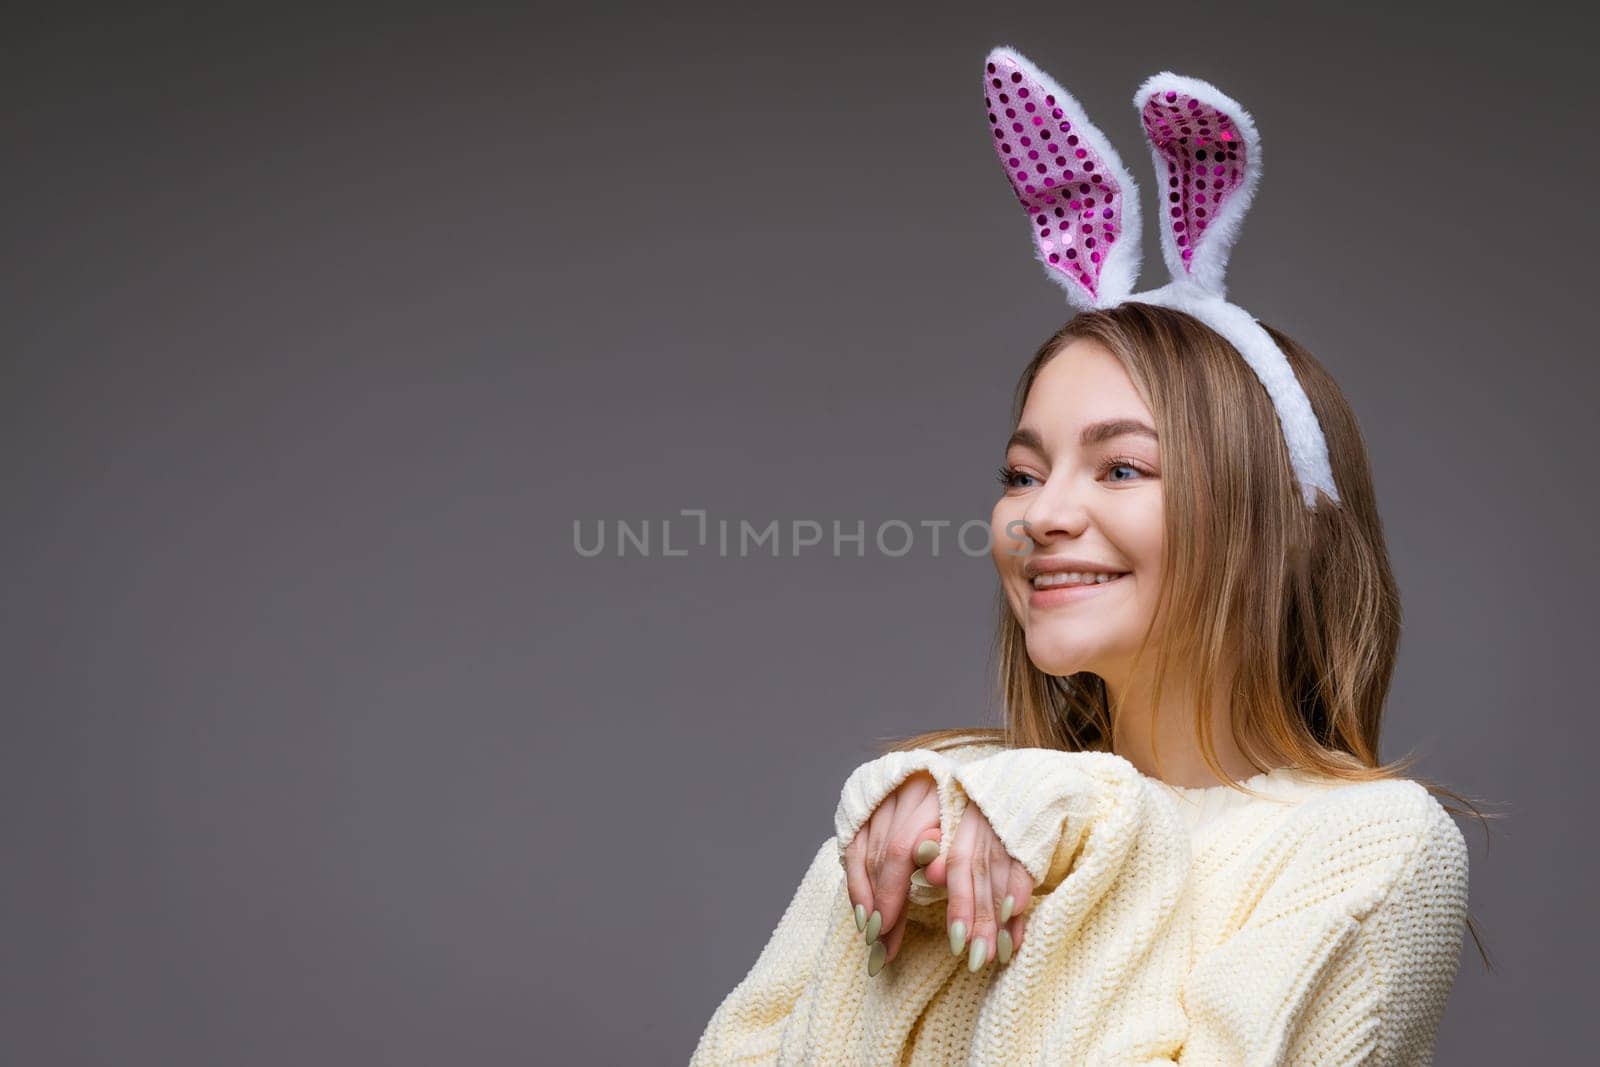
[1024,636,1101,678]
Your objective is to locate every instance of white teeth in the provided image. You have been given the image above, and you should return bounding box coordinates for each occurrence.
[1032,571,1127,589]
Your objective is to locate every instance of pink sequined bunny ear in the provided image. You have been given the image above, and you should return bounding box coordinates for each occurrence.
[983,46,1143,311]
[1133,73,1262,299]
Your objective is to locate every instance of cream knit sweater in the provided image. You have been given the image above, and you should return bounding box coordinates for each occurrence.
[689,741,1470,1066]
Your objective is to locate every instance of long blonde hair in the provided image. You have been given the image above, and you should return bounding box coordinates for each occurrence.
[883,302,1497,967]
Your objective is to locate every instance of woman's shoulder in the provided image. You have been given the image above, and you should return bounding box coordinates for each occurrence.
[1268,775,1470,915]
[935,736,1012,765]
[1294,773,1464,841]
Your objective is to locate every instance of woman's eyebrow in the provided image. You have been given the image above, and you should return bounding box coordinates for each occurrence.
[1080,418,1158,446]
[1005,419,1158,454]
[1005,427,1047,454]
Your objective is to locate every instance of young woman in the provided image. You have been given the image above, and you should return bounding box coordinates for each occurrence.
[690,50,1488,1066]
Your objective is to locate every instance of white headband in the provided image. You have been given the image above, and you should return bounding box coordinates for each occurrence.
[984,47,1340,509]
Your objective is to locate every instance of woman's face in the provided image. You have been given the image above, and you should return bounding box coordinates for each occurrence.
[990,337,1166,682]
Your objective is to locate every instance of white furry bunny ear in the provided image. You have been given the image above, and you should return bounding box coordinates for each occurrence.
[1133,73,1261,300]
[983,46,1143,311]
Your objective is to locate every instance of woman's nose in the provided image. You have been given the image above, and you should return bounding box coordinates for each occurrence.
[1023,476,1089,543]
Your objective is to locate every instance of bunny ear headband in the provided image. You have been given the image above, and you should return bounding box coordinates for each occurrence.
[983,46,1340,508]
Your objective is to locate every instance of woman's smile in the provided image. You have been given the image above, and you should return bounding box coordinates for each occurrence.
[1027,570,1132,609]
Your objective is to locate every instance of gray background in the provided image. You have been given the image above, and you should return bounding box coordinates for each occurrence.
[4,1,1592,1062]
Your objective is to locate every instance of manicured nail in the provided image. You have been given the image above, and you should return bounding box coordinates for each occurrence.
[864,909,882,944]
[854,903,866,932]
[909,869,933,889]
[1000,895,1014,924]
[967,936,987,972]
[915,840,939,866]
[949,920,966,957]
[997,928,1013,964]
[867,939,887,977]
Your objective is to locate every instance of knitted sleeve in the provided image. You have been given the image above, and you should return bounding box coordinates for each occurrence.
[687,836,844,1066]
[833,745,1125,900]
[1171,781,1472,1065]
[698,745,1187,1064]
[831,738,1009,910]
[690,740,1008,1063]
[943,746,1119,890]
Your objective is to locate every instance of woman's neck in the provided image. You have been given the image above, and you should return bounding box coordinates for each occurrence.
[1103,659,1279,789]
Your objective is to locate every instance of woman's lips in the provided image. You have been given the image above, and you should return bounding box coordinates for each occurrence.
[1027,572,1129,608]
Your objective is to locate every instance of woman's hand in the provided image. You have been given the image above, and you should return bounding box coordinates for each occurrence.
[926,796,1034,972]
[842,770,940,976]
[842,770,1033,975]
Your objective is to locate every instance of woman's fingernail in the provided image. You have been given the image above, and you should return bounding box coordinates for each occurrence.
[864,910,882,944]
[915,840,939,866]
[967,936,987,973]
[867,939,887,977]
[1000,895,1015,924]
[909,869,932,889]
[854,903,866,932]
[997,928,1013,964]
[949,920,966,957]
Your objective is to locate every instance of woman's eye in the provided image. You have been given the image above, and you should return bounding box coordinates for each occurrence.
[1097,457,1153,482]
[996,464,1038,489]
[1000,459,1150,489]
